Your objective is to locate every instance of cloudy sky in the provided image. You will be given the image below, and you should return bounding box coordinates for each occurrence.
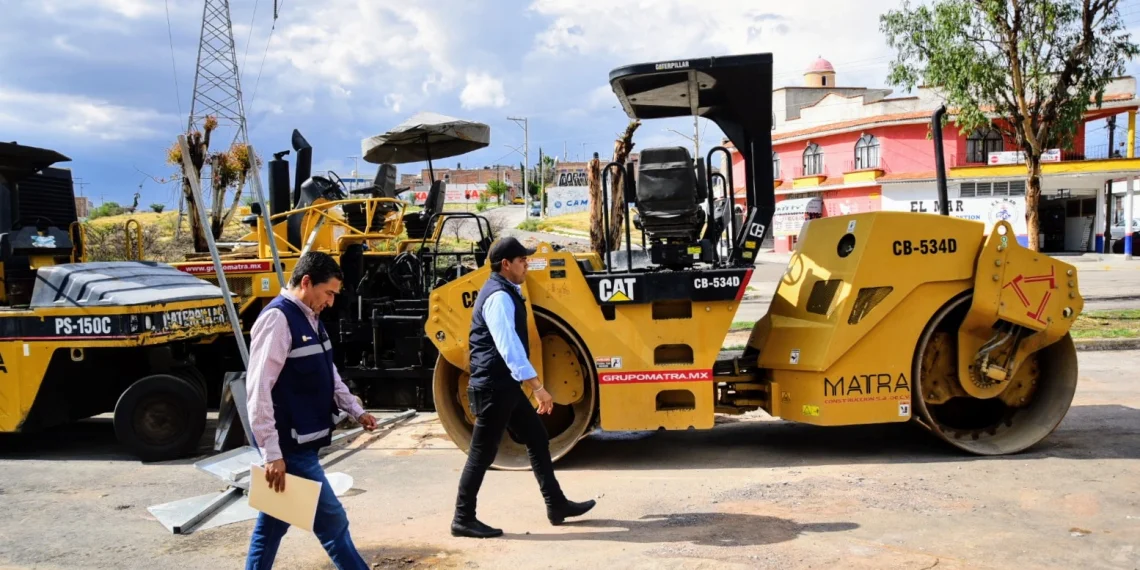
[2,0,1139,207]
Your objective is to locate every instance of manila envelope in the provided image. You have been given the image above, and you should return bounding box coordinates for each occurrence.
[249,464,322,532]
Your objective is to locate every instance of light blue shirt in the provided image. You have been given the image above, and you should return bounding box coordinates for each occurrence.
[482,283,537,382]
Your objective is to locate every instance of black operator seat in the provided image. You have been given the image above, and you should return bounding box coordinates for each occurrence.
[404,179,445,240]
[345,163,398,232]
[634,146,706,242]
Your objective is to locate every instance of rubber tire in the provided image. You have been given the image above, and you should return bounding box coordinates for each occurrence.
[113,374,207,462]
[173,366,209,403]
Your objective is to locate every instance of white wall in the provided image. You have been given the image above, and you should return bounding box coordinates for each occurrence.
[881,185,1029,238]
[547,186,590,216]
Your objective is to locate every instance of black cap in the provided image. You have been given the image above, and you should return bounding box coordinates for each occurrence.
[489,236,536,266]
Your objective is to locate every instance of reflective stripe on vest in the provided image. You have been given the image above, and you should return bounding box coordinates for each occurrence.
[288,339,334,359]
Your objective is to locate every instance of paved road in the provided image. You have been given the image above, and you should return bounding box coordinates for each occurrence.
[3,350,1138,569]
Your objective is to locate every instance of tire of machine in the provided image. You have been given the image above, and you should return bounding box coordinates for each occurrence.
[113,374,207,462]
[433,309,599,471]
[173,366,209,403]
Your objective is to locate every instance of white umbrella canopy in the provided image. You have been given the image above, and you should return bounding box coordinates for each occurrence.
[361,112,490,173]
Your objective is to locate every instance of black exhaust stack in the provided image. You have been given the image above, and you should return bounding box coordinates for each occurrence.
[932,105,949,216]
[291,129,312,208]
[268,150,292,216]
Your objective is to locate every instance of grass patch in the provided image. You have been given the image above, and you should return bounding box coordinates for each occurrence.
[531,211,646,242]
[730,320,757,331]
[517,218,541,231]
[1071,308,1140,339]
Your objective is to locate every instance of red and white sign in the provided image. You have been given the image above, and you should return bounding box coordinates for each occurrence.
[599,369,712,384]
[177,261,272,275]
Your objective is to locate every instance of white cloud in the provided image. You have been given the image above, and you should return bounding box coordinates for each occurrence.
[40,0,162,20]
[459,72,508,109]
[0,87,174,143]
[384,93,406,113]
[253,2,464,111]
[527,0,901,88]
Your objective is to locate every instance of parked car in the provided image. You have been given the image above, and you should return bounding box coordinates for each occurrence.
[530,202,541,217]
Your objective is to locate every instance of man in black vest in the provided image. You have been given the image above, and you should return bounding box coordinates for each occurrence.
[451,237,596,539]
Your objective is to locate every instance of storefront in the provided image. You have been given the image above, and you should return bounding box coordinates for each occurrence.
[772,196,823,250]
[881,181,1030,247]
[771,186,881,252]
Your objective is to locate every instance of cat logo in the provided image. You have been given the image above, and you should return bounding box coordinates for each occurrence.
[462,290,478,309]
[597,277,637,303]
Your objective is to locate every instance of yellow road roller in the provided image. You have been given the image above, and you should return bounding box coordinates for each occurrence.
[426,53,1083,468]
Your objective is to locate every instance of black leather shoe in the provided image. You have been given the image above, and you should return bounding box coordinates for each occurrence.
[547,499,596,525]
[450,518,503,538]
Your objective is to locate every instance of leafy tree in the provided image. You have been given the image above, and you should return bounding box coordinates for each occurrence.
[881,0,1139,250]
[88,201,124,220]
[485,178,510,205]
[150,203,165,213]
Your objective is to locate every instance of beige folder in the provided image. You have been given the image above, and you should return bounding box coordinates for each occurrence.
[249,464,322,532]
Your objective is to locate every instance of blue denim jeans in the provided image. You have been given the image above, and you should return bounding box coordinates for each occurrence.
[245,448,369,570]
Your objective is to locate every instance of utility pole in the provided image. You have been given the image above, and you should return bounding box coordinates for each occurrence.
[508,116,528,219]
[181,0,252,242]
[694,116,700,159]
[538,147,544,218]
[348,155,360,179]
[1106,115,1117,252]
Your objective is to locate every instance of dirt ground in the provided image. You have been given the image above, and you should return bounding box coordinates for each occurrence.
[1,350,1138,570]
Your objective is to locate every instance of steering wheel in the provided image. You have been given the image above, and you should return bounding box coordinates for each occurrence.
[320,172,349,201]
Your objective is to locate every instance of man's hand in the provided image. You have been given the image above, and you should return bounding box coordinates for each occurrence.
[265,459,286,493]
[358,412,378,431]
[534,387,554,415]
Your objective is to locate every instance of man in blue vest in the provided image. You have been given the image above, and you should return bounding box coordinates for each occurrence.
[245,251,377,570]
[451,236,596,539]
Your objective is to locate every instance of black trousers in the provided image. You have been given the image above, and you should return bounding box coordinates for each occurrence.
[454,383,566,522]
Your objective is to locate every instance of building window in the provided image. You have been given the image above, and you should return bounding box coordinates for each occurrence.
[773,151,781,180]
[802,143,823,176]
[959,180,1026,197]
[966,128,1004,163]
[854,134,880,169]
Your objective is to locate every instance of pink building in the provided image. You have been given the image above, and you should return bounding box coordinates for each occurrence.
[729,58,1140,255]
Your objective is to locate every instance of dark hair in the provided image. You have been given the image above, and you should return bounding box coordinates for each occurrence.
[289,251,343,287]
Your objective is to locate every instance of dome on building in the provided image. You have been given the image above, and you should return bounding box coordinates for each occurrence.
[804,57,836,87]
[806,57,835,74]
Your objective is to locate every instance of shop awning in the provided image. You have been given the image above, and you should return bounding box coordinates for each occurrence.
[774,197,823,216]
[773,197,823,237]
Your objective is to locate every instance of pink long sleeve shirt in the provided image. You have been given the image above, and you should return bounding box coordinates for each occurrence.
[246,291,365,463]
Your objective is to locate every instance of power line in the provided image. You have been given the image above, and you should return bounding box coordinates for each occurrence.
[240,0,260,85]
[164,0,183,126]
[247,0,282,113]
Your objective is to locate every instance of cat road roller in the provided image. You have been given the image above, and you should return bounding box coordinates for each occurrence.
[427,52,1084,469]
[0,142,233,461]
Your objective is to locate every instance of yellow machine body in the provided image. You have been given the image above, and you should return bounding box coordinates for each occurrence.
[427,210,1084,467]
[0,298,232,433]
[747,211,1081,430]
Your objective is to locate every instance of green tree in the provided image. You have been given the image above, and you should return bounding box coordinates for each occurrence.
[485,178,510,205]
[881,0,1139,250]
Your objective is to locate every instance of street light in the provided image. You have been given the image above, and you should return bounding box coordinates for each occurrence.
[348,155,360,179]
